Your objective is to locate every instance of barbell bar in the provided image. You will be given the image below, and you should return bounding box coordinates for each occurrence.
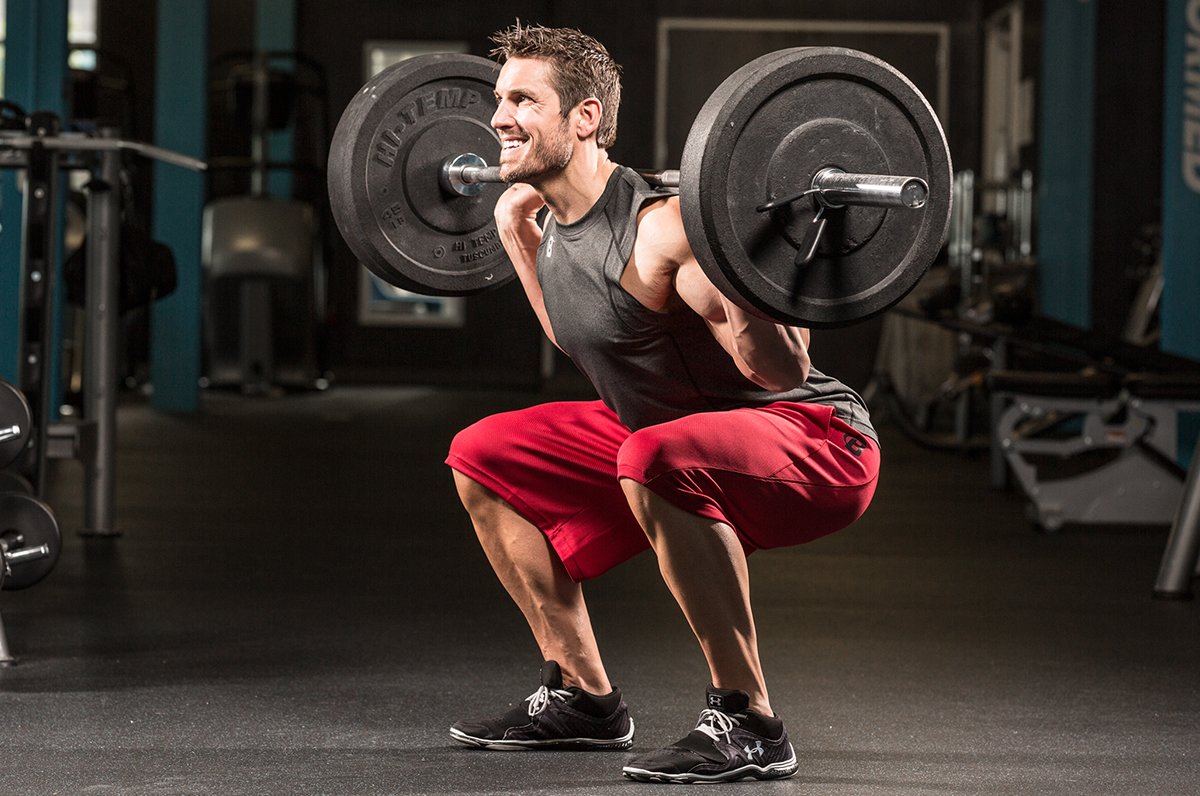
[443,153,929,211]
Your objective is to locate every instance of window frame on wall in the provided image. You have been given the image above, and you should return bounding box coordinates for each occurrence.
[0,0,98,92]
[653,17,951,170]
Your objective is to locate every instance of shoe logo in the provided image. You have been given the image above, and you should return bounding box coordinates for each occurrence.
[706,694,723,709]
[743,741,765,760]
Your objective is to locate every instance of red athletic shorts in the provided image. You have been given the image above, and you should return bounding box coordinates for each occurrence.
[446,400,879,582]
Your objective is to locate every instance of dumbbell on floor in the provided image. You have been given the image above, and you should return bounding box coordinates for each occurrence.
[0,380,31,473]
[1,493,61,591]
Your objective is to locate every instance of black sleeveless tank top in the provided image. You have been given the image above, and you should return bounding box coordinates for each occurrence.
[537,165,876,440]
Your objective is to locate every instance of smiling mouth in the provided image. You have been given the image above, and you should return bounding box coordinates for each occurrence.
[500,138,528,158]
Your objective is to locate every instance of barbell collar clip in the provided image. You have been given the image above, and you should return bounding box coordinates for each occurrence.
[794,210,829,270]
[756,187,820,213]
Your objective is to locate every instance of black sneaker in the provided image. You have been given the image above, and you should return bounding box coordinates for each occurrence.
[449,661,635,750]
[621,686,798,783]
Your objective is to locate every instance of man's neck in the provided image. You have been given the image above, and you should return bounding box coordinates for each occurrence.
[538,149,619,225]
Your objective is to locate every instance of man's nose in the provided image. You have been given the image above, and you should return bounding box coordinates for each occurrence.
[491,101,512,130]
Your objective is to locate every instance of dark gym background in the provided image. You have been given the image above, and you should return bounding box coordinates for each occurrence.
[98,0,1003,391]
[86,0,1170,390]
[2,1,1198,794]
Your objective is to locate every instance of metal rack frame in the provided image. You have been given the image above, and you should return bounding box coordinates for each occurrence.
[1,125,204,535]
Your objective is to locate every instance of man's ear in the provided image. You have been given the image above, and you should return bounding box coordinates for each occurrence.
[574,97,604,141]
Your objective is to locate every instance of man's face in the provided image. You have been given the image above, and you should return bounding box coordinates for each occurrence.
[491,57,574,184]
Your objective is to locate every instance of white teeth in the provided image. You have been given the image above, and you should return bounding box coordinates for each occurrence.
[502,139,526,150]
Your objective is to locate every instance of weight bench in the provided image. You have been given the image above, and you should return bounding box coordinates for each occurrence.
[990,370,1200,596]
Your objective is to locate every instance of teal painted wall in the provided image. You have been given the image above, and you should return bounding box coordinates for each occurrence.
[149,0,208,412]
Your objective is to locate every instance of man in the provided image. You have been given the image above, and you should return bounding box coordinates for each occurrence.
[445,23,880,784]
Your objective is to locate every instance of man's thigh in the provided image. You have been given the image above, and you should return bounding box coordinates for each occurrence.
[446,400,651,580]
[617,402,880,550]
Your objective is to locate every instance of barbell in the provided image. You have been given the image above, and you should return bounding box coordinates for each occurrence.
[327,47,952,328]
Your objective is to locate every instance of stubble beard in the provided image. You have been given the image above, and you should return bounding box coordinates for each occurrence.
[501,119,574,185]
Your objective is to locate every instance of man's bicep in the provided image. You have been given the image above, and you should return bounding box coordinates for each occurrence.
[673,259,727,324]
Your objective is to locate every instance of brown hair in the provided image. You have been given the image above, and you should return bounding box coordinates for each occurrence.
[489,22,621,149]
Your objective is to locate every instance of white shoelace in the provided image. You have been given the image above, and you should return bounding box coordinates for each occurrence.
[525,684,573,717]
[694,708,740,744]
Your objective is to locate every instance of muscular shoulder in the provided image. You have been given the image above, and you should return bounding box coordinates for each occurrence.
[634,196,691,268]
[622,196,692,312]
[636,197,729,323]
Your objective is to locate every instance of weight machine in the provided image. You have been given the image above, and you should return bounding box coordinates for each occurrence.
[204,50,330,393]
[878,168,1037,455]
[0,117,204,663]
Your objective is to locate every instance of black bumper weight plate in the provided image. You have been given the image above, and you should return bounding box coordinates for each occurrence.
[0,380,32,471]
[0,493,61,590]
[680,47,953,327]
[328,53,514,296]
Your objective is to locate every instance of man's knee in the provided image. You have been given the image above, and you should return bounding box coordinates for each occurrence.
[616,425,677,481]
[448,416,500,466]
[618,475,652,517]
[447,416,510,516]
[452,468,489,508]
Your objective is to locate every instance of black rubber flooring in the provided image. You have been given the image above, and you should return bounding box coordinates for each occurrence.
[3,383,1199,794]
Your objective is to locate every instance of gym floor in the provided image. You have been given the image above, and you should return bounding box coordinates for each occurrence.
[3,379,1198,795]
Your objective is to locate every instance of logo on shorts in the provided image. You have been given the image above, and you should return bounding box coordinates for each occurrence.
[843,433,867,457]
